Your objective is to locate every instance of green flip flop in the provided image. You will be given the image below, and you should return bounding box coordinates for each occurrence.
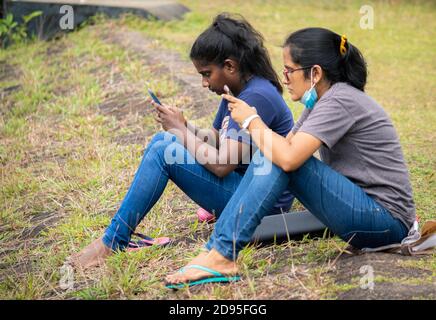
[165,264,241,290]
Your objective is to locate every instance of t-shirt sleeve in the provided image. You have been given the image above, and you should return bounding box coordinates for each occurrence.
[299,97,355,149]
[291,108,312,134]
[226,92,277,144]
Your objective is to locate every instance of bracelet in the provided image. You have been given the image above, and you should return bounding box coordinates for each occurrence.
[241,114,260,130]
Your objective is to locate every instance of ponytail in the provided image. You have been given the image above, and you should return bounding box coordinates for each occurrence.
[284,28,367,91]
[340,38,367,91]
[190,13,283,94]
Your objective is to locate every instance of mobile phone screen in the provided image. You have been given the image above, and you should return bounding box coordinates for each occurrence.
[148,89,162,105]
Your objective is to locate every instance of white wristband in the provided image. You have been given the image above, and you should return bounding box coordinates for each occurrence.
[241,114,260,129]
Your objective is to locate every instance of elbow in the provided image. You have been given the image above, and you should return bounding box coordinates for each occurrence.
[213,167,230,178]
[214,171,226,179]
[278,158,298,173]
[280,162,294,173]
[213,166,233,179]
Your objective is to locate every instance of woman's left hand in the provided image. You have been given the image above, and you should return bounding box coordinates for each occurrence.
[222,94,257,126]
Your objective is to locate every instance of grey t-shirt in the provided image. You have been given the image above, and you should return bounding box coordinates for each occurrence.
[296,82,415,228]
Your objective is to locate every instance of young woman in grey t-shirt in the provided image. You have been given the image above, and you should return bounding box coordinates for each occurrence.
[165,27,416,288]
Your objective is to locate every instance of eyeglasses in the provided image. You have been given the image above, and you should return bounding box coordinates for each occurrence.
[282,66,313,82]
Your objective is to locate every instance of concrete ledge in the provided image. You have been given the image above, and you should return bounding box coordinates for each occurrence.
[251,210,328,244]
[4,0,190,39]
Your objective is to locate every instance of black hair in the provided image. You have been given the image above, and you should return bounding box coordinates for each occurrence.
[190,13,283,94]
[284,28,367,91]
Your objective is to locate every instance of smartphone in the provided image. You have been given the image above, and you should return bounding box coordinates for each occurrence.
[148,88,162,106]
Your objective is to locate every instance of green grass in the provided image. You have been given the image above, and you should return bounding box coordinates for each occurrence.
[0,0,435,300]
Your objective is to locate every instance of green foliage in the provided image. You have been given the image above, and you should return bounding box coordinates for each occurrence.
[0,11,42,48]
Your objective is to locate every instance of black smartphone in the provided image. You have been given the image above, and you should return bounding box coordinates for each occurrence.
[148,88,162,106]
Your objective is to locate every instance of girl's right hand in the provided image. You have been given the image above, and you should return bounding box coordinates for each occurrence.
[222,94,257,125]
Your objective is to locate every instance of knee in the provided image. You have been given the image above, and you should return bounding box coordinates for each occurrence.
[252,150,270,168]
[145,132,178,154]
[297,156,319,172]
[149,137,172,154]
[252,150,284,177]
[149,136,187,165]
[148,131,168,146]
[251,149,263,163]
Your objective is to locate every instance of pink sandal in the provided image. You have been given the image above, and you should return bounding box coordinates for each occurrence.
[197,208,216,223]
[127,232,171,252]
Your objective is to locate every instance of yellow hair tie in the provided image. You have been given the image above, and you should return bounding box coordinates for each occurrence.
[340,35,347,56]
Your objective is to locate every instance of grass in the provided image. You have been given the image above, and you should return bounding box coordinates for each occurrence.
[0,0,435,300]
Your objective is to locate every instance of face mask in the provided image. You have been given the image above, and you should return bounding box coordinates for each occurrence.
[300,67,318,109]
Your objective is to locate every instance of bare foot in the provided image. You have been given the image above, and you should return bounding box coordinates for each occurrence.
[70,237,112,270]
[184,250,209,266]
[165,249,238,285]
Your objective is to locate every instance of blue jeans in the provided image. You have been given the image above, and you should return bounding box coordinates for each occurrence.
[102,132,292,250]
[206,151,409,260]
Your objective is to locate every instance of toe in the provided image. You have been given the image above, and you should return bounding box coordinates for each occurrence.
[165,272,185,284]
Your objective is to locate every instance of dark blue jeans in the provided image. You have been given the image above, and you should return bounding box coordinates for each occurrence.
[102,132,292,250]
[206,151,409,260]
